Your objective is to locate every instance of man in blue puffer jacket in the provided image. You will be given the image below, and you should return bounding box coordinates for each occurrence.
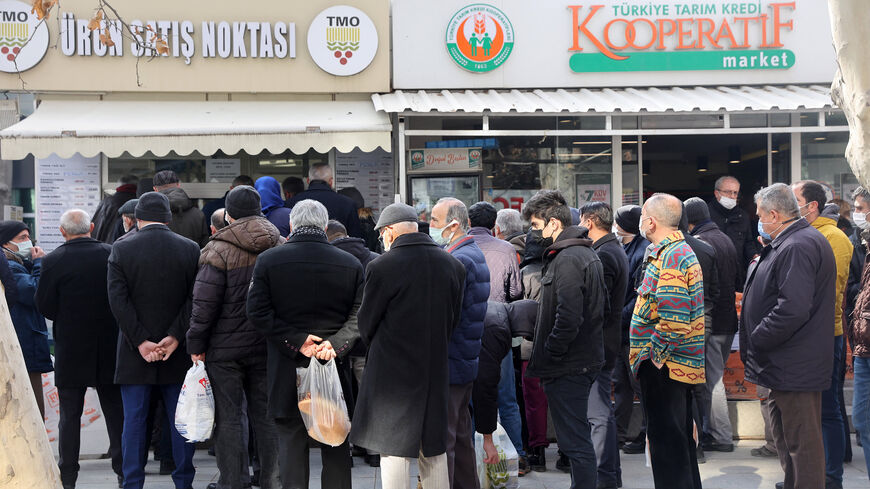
[430,197,490,489]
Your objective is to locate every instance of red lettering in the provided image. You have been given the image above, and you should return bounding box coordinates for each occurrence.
[697,18,718,49]
[655,19,676,50]
[713,18,738,48]
[769,2,795,48]
[493,197,509,209]
[569,5,628,60]
[675,18,695,49]
[732,17,756,48]
[509,197,524,211]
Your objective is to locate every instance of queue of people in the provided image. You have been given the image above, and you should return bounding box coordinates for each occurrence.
[1,169,868,489]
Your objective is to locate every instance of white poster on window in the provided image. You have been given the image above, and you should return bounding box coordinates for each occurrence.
[36,154,101,252]
[575,184,610,207]
[334,148,394,217]
[205,158,241,183]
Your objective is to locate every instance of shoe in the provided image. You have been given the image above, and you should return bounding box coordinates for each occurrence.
[207,484,217,489]
[825,477,843,489]
[251,470,260,487]
[696,446,706,464]
[775,483,784,489]
[702,441,735,452]
[751,445,778,458]
[527,446,547,472]
[159,459,175,475]
[596,482,618,489]
[117,474,123,488]
[365,453,380,467]
[555,451,570,473]
[517,456,530,477]
[352,445,367,457]
[621,439,645,454]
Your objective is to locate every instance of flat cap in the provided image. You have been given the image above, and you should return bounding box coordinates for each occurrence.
[375,203,418,230]
[118,198,138,216]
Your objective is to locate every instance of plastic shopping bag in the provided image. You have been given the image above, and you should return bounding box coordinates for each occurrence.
[475,423,519,489]
[42,369,103,443]
[174,361,215,442]
[296,357,351,447]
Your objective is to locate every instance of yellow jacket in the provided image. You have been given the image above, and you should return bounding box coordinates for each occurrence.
[811,216,853,336]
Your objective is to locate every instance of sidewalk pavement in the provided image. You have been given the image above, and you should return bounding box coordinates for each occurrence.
[74,440,868,489]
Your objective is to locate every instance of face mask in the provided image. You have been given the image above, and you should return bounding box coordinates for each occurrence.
[528,228,554,248]
[14,239,33,259]
[854,212,870,230]
[639,216,650,240]
[798,203,811,218]
[758,219,788,242]
[429,220,457,246]
[719,196,737,210]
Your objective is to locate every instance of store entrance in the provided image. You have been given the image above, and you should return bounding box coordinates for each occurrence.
[642,134,768,210]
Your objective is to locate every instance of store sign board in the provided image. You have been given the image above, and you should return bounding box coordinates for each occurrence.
[393,0,835,88]
[0,0,389,92]
[36,153,101,252]
[205,158,241,183]
[409,148,482,172]
[445,4,514,73]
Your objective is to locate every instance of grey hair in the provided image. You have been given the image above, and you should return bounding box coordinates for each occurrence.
[853,186,870,204]
[437,197,469,232]
[60,209,91,235]
[309,164,334,181]
[496,209,523,236]
[714,175,740,191]
[755,183,800,218]
[393,221,419,233]
[290,199,329,229]
[644,193,682,228]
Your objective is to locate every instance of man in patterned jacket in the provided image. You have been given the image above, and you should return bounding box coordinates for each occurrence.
[630,193,705,489]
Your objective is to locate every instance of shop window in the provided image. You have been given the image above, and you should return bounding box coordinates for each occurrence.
[488,116,555,131]
[824,110,848,127]
[730,113,767,128]
[640,114,724,129]
[557,116,607,130]
[108,157,206,184]
[615,116,638,130]
[801,132,854,199]
[769,113,791,127]
[771,133,791,184]
[411,175,480,222]
[407,116,482,131]
[799,112,820,127]
[255,149,328,181]
[622,137,641,205]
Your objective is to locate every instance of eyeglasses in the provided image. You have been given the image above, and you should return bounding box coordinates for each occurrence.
[717,189,740,198]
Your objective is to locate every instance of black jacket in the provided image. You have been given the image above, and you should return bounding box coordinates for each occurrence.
[187,216,282,362]
[108,224,201,385]
[246,228,363,419]
[692,221,739,335]
[846,227,867,341]
[684,233,719,318]
[92,189,137,244]
[740,219,836,392]
[36,238,117,388]
[161,187,210,248]
[622,236,650,345]
[0,250,17,307]
[332,236,379,272]
[592,233,628,369]
[708,198,760,288]
[473,301,513,435]
[286,181,363,239]
[526,226,605,379]
[350,232,466,458]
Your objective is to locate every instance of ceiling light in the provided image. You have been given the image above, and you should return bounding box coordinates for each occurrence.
[729,160,740,164]
[814,136,826,141]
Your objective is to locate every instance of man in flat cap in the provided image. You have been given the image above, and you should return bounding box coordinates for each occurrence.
[107,191,201,489]
[351,203,467,489]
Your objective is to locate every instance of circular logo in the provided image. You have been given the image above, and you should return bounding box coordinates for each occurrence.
[307,5,378,77]
[0,0,49,73]
[446,4,514,73]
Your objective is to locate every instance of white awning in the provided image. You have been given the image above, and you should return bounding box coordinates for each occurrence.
[0,100,392,160]
[372,85,834,114]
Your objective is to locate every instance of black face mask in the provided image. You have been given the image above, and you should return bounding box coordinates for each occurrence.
[528,228,553,248]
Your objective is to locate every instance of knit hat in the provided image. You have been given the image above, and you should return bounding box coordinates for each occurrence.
[225,185,262,219]
[683,197,711,225]
[0,220,28,245]
[118,199,138,217]
[135,192,172,223]
[375,203,418,230]
[614,205,642,235]
[152,170,179,188]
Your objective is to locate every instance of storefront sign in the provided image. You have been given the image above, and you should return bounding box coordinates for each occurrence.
[576,183,610,205]
[0,0,48,73]
[35,154,101,252]
[0,0,389,92]
[409,148,482,172]
[445,4,514,73]
[205,158,241,183]
[334,148,394,217]
[393,0,834,88]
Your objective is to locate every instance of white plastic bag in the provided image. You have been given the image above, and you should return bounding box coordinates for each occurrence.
[174,361,215,442]
[475,423,519,489]
[42,370,103,443]
[296,357,351,447]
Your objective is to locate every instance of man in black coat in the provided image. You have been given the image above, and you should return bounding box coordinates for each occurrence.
[708,176,760,286]
[523,190,606,489]
[350,203,465,489]
[580,202,628,489]
[286,164,362,238]
[741,183,835,489]
[685,197,740,453]
[36,209,124,489]
[107,192,201,489]
[247,199,363,489]
[92,174,139,244]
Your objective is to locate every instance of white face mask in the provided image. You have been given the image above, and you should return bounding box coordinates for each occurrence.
[13,239,33,259]
[854,212,870,230]
[719,196,737,210]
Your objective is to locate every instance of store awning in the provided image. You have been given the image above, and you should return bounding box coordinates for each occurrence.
[0,100,392,160]
[371,85,834,114]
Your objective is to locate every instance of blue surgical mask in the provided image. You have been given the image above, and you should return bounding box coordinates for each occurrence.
[757,220,772,242]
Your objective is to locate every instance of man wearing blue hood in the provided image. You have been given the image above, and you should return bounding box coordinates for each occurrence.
[254,177,292,237]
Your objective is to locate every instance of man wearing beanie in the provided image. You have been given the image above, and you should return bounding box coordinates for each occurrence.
[107,191,201,489]
[187,186,283,489]
[684,197,740,454]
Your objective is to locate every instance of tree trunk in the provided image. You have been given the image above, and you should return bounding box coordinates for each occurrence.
[0,288,60,488]
[828,0,870,188]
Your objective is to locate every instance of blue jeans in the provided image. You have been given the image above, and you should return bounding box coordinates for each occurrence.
[543,371,597,489]
[120,384,196,489]
[497,349,525,457]
[852,356,870,482]
[822,335,845,484]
